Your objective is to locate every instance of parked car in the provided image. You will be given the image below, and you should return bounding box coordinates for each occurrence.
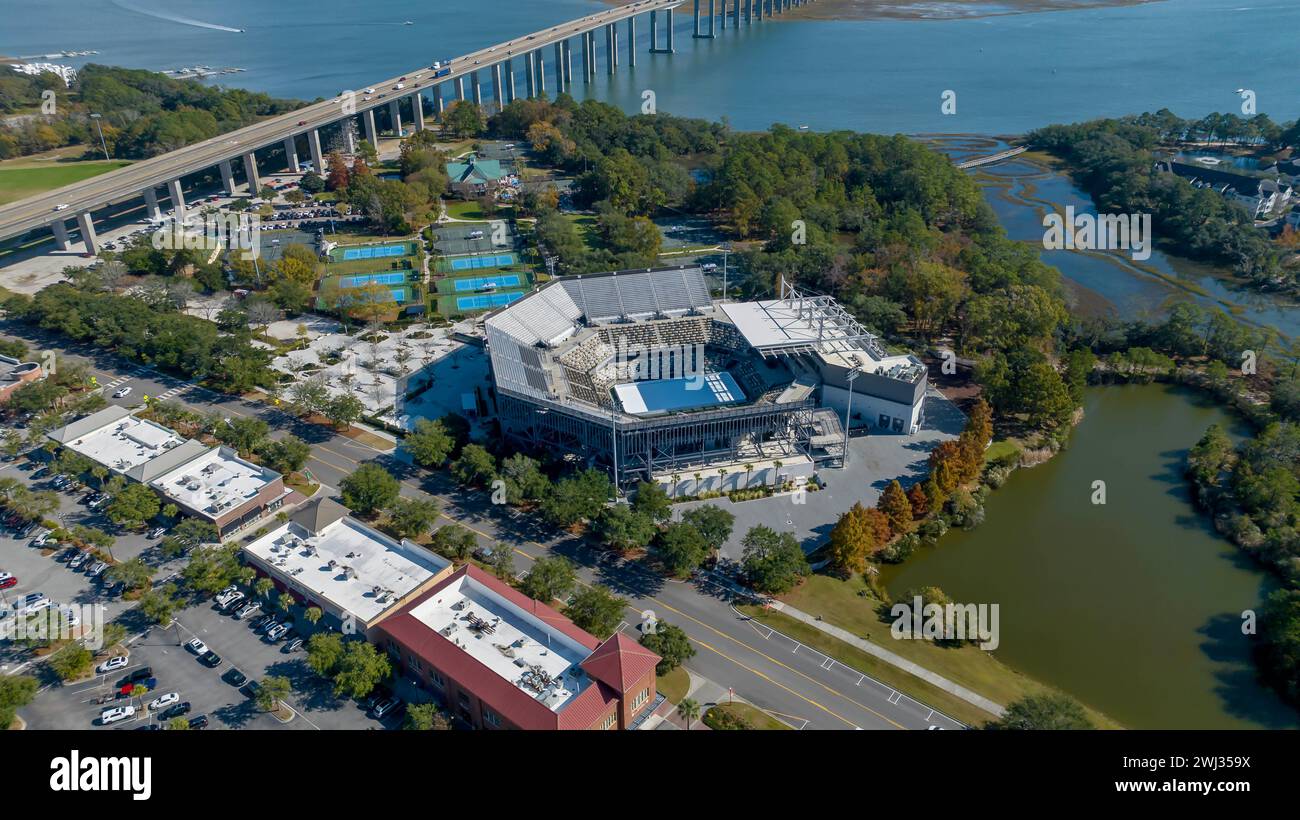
[265,624,289,641]
[86,561,108,578]
[148,692,180,711]
[113,386,132,398]
[185,638,208,655]
[30,530,51,547]
[0,573,15,590]
[235,602,260,620]
[146,527,166,540]
[220,592,246,613]
[200,650,222,668]
[283,637,304,653]
[122,666,153,685]
[222,668,247,687]
[161,701,192,720]
[68,552,89,570]
[100,705,135,725]
[16,592,47,608]
[97,655,129,674]
[370,697,403,719]
[187,714,209,729]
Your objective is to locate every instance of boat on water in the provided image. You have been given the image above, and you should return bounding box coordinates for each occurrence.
[403,21,414,25]
[1194,156,1223,165]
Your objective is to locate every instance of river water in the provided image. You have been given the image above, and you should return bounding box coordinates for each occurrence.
[6,0,1298,727]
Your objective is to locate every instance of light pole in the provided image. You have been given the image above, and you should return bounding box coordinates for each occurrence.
[842,368,860,467]
[720,242,731,300]
[90,113,110,161]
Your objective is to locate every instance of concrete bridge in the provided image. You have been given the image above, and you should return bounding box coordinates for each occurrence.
[0,0,815,254]
[955,145,1028,170]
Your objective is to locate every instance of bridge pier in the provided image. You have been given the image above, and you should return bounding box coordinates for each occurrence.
[411,92,425,131]
[283,137,300,173]
[505,60,516,104]
[562,41,573,87]
[525,54,536,97]
[605,24,617,75]
[581,31,593,82]
[76,211,98,255]
[627,16,636,66]
[242,153,260,195]
[455,76,466,102]
[389,98,403,137]
[432,84,444,116]
[470,71,483,106]
[308,129,325,173]
[363,108,378,147]
[167,178,186,222]
[143,186,161,221]
[536,50,547,94]
[219,160,236,195]
[491,63,504,112]
[50,219,70,252]
[667,9,676,50]
[733,0,740,26]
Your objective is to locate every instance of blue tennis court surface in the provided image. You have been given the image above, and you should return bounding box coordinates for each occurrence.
[340,272,407,288]
[454,274,522,292]
[455,291,525,311]
[449,253,517,271]
[341,244,407,261]
[613,372,745,415]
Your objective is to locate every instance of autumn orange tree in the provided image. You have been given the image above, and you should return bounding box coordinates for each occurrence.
[827,502,874,576]
[877,480,913,534]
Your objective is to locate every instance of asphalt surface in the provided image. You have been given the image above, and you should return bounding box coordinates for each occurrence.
[0,0,683,241]
[2,323,969,730]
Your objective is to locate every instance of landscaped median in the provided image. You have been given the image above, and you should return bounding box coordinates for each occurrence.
[703,701,791,731]
[738,573,1121,729]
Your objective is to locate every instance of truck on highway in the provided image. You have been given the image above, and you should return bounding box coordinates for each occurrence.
[430,60,452,77]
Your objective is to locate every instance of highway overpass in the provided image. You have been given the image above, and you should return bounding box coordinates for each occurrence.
[0,0,815,254]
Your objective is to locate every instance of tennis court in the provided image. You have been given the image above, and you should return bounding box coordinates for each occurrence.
[340,272,408,288]
[340,244,408,261]
[448,253,517,271]
[455,291,526,311]
[613,372,745,415]
[453,273,522,292]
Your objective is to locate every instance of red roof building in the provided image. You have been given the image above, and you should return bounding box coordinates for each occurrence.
[371,564,660,730]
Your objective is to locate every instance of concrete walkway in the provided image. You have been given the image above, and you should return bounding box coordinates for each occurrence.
[768,601,1006,718]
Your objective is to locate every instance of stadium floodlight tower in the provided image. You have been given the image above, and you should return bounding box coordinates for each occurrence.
[842,367,860,466]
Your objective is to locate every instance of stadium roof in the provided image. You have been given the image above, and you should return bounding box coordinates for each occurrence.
[718,277,888,360]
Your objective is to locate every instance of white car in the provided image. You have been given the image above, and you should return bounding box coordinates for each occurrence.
[54,203,70,211]
[113,386,132,398]
[0,572,13,585]
[185,638,208,655]
[363,87,375,94]
[265,624,288,641]
[97,655,129,674]
[148,692,179,710]
[100,705,135,724]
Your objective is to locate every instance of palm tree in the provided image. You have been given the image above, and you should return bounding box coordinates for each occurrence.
[255,577,275,600]
[772,460,783,486]
[744,463,754,488]
[677,698,700,730]
[304,607,323,628]
[278,592,296,614]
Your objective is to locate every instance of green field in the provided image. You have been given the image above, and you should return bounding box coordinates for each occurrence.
[0,160,133,205]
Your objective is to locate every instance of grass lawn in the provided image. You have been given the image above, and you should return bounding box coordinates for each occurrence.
[741,573,1121,729]
[656,667,689,705]
[983,439,1021,465]
[444,200,495,221]
[703,701,791,730]
[0,159,133,205]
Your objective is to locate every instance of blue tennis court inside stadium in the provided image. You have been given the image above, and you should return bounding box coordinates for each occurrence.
[339,272,407,288]
[456,291,525,311]
[453,274,522,292]
[449,253,517,271]
[613,372,746,415]
[341,244,408,261]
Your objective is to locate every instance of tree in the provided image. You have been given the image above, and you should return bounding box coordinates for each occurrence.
[540,468,612,528]
[260,435,311,474]
[877,480,913,534]
[987,693,1093,730]
[520,556,576,603]
[167,717,191,730]
[278,592,296,613]
[254,576,275,600]
[306,632,345,677]
[640,622,694,675]
[339,463,400,516]
[594,504,657,553]
[564,585,626,639]
[49,643,94,681]
[654,521,709,577]
[0,675,38,728]
[680,505,734,555]
[325,393,365,429]
[405,418,456,468]
[677,697,700,730]
[827,502,876,576]
[631,481,672,523]
[430,524,477,561]
[489,541,515,580]
[218,416,271,455]
[450,444,497,488]
[386,496,440,539]
[739,525,809,595]
[443,100,485,138]
[107,483,161,529]
[255,675,292,712]
[500,453,550,505]
[906,483,930,519]
[181,544,245,595]
[404,702,453,730]
[138,583,182,625]
[104,558,152,592]
[304,606,323,626]
[332,640,391,699]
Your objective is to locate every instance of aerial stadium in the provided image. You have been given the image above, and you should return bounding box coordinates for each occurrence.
[483,266,929,495]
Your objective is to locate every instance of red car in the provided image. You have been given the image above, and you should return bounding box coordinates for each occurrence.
[0,574,16,590]
[297,120,307,126]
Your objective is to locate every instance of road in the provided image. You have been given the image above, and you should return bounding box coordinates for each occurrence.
[0,0,684,242]
[2,323,966,731]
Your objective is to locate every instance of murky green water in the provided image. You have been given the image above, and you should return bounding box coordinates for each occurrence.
[882,384,1298,729]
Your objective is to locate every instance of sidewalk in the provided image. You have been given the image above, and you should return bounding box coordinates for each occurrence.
[768,601,1006,718]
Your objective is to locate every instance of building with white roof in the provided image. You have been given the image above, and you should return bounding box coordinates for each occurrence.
[242,498,453,633]
[150,446,289,536]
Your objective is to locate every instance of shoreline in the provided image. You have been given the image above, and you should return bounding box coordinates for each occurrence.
[598,0,1166,23]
